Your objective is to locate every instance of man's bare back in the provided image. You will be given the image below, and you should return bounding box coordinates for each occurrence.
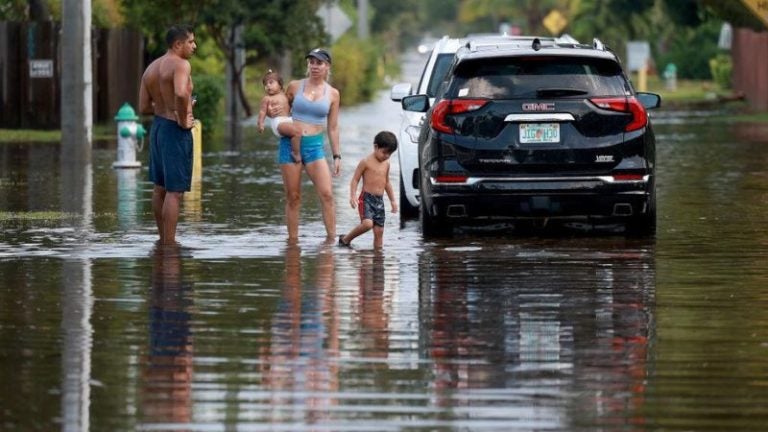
[139,34,195,129]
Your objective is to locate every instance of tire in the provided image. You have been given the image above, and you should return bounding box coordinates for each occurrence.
[626,188,657,237]
[399,176,419,219]
[420,204,451,239]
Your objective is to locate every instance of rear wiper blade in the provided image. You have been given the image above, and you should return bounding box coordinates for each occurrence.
[536,88,589,97]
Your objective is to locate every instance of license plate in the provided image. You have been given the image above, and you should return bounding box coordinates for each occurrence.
[519,123,560,143]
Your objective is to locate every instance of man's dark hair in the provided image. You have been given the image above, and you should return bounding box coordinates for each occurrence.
[374,131,398,153]
[166,25,193,48]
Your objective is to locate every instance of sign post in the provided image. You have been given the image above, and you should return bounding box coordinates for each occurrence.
[542,10,568,36]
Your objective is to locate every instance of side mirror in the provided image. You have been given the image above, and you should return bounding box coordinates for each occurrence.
[390,83,413,102]
[402,94,430,113]
[636,92,661,109]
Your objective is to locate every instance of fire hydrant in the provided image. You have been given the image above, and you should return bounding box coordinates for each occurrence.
[113,103,145,169]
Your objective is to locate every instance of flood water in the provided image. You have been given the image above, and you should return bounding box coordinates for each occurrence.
[3,55,768,431]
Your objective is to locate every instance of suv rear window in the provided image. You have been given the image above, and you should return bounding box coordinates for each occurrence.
[449,56,629,99]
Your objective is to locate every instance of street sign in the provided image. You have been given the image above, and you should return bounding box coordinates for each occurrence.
[740,0,768,29]
[29,59,53,78]
[316,3,352,42]
[626,41,651,72]
[542,9,567,35]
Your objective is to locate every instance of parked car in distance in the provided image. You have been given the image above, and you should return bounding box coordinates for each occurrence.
[401,37,661,237]
[390,36,466,218]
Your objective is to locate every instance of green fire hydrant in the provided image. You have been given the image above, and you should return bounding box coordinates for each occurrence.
[113,103,146,169]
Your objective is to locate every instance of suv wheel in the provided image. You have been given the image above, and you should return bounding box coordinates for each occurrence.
[420,205,451,238]
[626,189,657,237]
[399,177,418,219]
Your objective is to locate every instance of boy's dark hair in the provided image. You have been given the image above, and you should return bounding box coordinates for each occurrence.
[374,131,398,153]
[262,69,284,89]
[165,25,194,48]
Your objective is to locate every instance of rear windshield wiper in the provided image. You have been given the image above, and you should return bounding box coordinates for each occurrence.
[536,88,589,97]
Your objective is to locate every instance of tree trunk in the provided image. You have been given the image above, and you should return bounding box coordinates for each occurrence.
[28,0,51,21]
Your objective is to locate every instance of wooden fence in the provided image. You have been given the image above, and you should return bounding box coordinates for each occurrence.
[732,28,768,111]
[0,21,143,129]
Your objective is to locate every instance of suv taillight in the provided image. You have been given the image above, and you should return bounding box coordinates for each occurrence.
[589,96,648,132]
[431,99,488,134]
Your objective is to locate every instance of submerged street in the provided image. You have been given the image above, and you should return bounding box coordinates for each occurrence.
[1,52,768,430]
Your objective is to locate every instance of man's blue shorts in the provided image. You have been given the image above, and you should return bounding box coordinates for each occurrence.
[278,134,325,165]
[148,116,193,192]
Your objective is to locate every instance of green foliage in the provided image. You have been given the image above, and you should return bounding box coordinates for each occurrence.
[120,0,205,55]
[709,53,732,90]
[0,0,28,20]
[190,35,225,76]
[123,0,326,116]
[15,0,125,27]
[330,36,384,106]
[701,0,765,31]
[661,0,704,26]
[655,19,722,80]
[193,75,224,136]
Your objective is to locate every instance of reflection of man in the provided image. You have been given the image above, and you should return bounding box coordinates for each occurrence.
[139,25,197,245]
[142,244,193,425]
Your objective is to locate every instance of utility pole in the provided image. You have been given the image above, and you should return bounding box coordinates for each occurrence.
[357,0,369,40]
[60,0,92,161]
[225,24,245,148]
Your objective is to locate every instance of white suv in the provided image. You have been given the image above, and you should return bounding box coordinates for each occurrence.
[390,36,465,217]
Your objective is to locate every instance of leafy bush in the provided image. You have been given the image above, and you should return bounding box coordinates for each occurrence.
[330,36,385,105]
[709,53,732,90]
[655,20,722,80]
[193,74,223,136]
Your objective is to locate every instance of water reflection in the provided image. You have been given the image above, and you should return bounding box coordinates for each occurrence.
[418,240,654,429]
[116,169,139,231]
[355,252,389,358]
[59,157,96,431]
[60,159,93,234]
[260,245,340,424]
[60,258,94,432]
[140,244,194,430]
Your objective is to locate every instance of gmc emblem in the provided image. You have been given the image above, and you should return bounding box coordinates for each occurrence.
[522,102,555,111]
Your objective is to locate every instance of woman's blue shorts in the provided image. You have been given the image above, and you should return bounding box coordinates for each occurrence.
[278,134,325,165]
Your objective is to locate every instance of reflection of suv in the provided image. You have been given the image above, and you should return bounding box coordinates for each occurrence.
[390,36,465,217]
[403,37,661,237]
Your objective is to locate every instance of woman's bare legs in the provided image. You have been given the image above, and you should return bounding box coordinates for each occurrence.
[280,162,303,242]
[304,158,336,242]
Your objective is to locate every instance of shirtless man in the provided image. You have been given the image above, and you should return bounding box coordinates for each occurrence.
[139,25,196,245]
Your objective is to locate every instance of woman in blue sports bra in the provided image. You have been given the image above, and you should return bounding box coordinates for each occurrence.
[268,48,341,243]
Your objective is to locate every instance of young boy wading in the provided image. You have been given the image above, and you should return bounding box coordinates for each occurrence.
[338,131,399,249]
[139,25,197,245]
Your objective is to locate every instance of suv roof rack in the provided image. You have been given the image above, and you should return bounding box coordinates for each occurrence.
[466,36,557,52]
[464,35,611,54]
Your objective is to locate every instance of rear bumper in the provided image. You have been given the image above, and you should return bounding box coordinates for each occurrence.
[424,175,653,220]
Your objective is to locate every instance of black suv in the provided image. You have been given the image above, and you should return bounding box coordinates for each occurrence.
[402,37,661,237]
